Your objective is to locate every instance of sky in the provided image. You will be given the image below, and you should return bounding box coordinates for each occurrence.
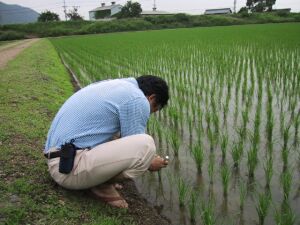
[1,0,300,20]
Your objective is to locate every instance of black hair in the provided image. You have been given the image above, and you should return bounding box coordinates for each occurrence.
[136,75,169,108]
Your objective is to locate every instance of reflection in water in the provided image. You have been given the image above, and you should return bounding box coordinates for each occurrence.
[179,207,187,225]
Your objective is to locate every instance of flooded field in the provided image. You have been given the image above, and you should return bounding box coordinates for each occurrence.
[51,23,300,225]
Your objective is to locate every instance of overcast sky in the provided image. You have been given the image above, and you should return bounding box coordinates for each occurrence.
[1,0,300,20]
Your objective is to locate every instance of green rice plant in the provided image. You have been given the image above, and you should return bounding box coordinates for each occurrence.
[212,112,219,136]
[231,141,243,168]
[266,113,274,150]
[274,202,296,225]
[188,190,198,222]
[255,191,271,225]
[207,127,218,151]
[247,147,258,178]
[281,168,292,200]
[176,176,189,207]
[191,142,204,173]
[208,153,215,184]
[200,199,216,225]
[220,163,230,197]
[239,181,247,211]
[220,133,229,160]
[263,156,273,189]
[294,114,299,146]
[242,108,249,131]
[169,130,180,157]
[205,111,211,131]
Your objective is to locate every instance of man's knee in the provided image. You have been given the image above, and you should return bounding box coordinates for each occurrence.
[137,134,156,155]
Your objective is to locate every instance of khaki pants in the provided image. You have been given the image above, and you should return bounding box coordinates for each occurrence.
[48,134,156,190]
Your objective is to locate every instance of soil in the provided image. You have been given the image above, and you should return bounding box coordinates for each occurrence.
[120,180,171,225]
[0,39,39,68]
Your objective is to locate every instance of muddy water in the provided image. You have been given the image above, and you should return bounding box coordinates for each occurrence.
[135,134,300,225]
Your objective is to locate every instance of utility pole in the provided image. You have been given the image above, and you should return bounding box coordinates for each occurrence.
[63,0,67,21]
[233,0,237,13]
[153,0,157,11]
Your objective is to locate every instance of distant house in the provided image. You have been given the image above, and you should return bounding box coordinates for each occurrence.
[272,8,291,13]
[89,2,122,20]
[141,8,175,16]
[204,8,232,15]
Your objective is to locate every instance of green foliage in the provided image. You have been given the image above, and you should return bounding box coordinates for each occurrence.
[246,0,277,12]
[38,10,60,22]
[67,7,84,21]
[118,1,142,18]
[1,13,300,40]
[0,30,25,41]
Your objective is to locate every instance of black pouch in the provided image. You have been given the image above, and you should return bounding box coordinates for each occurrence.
[59,142,77,174]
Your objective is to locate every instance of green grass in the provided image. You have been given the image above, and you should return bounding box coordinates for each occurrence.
[0,39,135,225]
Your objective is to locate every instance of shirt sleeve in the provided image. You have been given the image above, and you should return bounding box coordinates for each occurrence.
[119,97,150,137]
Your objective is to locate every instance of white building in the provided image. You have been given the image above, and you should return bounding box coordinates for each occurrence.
[89,2,122,20]
[204,8,232,15]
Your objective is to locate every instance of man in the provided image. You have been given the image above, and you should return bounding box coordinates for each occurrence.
[44,75,169,208]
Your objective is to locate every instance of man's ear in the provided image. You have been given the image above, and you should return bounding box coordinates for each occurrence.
[148,94,156,102]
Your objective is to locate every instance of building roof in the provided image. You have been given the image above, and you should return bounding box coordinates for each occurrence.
[89,4,122,12]
[141,10,174,15]
[204,8,232,14]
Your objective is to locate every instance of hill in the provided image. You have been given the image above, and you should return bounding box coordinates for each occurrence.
[0,2,39,25]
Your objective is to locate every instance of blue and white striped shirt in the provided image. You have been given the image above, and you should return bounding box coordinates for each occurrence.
[44,78,150,153]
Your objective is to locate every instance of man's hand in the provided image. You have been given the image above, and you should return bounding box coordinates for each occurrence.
[148,155,169,172]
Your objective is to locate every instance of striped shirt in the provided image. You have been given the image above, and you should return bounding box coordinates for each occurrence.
[44,78,150,153]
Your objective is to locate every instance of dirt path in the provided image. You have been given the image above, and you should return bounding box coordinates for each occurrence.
[0,39,39,69]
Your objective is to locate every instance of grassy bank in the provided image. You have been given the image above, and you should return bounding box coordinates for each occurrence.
[1,12,300,41]
[0,39,134,224]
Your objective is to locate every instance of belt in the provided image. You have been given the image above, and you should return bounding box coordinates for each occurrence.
[44,147,87,159]
[44,151,61,159]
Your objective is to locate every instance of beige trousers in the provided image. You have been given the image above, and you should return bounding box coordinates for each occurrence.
[48,134,156,190]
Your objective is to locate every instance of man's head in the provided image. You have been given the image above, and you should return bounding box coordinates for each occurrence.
[136,75,169,113]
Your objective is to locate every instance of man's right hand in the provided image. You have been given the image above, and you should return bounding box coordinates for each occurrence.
[148,155,168,172]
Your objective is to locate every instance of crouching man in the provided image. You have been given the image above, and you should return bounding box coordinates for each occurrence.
[44,75,169,208]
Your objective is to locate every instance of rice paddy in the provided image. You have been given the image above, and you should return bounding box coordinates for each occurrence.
[50,23,300,225]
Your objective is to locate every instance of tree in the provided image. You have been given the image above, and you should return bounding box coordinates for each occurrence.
[245,0,276,12]
[67,7,84,21]
[118,1,142,18]
[38,10,60,22]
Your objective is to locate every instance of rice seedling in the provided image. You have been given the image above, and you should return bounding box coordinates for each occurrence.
[281,168,292,200]
[274,202,296,225]
[231,141,243,168]
[220,133,229,161]
[208,153,215,184]
[239,181,247,211]
[188,190,198,222]
[294,113,300,146]
[205,110,212,131]
[255,191,271,225]
[247,147,258,178]
[263,156,273,189]
[176,176,189,207]
[200,199,216,225]
[221,163,230,197]
[169,130,180,157]
[191,142,204,173]
[207,127,218,151]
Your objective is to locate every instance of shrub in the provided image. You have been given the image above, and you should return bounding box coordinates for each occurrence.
[0,30,25,41]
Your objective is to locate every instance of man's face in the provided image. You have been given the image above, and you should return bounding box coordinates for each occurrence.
[147,94,161,114]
